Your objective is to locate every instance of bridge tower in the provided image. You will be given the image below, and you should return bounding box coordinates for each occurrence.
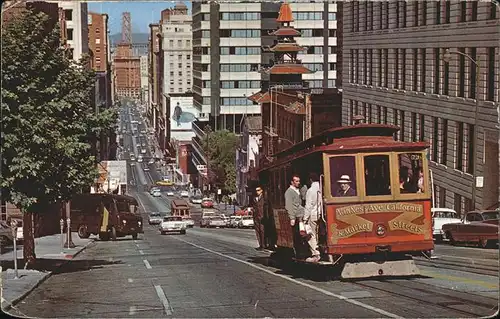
[121,11,132,44]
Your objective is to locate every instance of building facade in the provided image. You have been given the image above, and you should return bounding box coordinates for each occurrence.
[161,3,193,95]
[343,1,499,213]
[140,55,149,103]
[191,1,339,133]
[50,1,89,61]
[113,43,141,98]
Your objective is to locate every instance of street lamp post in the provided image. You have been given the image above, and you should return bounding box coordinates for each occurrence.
[442,49,480,210]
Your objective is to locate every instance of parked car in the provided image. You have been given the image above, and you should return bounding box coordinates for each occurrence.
[442,210,499,248]
[159,216,186,235]
[150,187,160,195]
[201,198,214,208]
[183,217,195,228]
[209,217,226,228]
[166,191,175,196]
[431,208,461,242]
[191,196,203,205]
[229,216,242,228]
[239,216,254,229]
[152,190,161,197]
[148,212,163,225]
[180,190,189,198]
[200,210,218,227]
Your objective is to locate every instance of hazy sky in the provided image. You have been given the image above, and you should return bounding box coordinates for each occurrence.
[87,1,192,35]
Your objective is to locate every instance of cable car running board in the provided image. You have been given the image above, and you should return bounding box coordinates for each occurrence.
[341,259,420,279]
[292,258,335,266]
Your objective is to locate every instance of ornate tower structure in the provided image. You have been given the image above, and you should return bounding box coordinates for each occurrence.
[121,11,131,45]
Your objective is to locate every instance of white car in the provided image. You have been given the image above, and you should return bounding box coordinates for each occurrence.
[141,149,146,154]
[180,191,189,197]
[166,191,175,196]
[239,216,254,228]
[191,196,202,204]
[152,190,161,197]
[183,218,195,228]
[209,217,226,228]
[431,208,461,241]
[160,216,186,235]
[137,157,143,163]
[149,159,155,165]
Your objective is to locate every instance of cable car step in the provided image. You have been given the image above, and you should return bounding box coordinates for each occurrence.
[292,258,334,265]
[341,259,420,279]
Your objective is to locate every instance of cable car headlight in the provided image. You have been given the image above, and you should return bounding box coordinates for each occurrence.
[376,224,386,237]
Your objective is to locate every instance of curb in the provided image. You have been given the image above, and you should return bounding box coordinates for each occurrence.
[1,239,94,312]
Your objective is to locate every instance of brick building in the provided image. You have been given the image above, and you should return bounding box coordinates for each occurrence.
[113,43,141,98]
[342,1,499,213]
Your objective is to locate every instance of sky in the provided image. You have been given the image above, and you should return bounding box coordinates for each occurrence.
[88,1,192,35]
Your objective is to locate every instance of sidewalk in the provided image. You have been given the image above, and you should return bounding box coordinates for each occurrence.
[1,232,93,311]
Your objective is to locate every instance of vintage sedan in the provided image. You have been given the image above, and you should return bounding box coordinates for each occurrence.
[431,208,461,242]
[442,210,499,248]
[159,216,187,235]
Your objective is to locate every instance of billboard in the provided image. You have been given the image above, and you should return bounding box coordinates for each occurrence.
[170,96,198,131]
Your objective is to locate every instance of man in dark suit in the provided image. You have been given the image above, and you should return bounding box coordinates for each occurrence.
[253,185,266,251]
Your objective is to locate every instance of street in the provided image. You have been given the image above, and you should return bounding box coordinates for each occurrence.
[6,101,499,318]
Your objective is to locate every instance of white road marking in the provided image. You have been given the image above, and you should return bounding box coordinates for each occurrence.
[128,278,134,283]
[154,285,173,315]
[139,250,144,255]
[174,237,402,319]
[129,306,136,315]
[143,259,152,269]
[135,191,148,214]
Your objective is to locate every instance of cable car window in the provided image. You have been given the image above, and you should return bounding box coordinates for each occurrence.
[329,156,357,197]
[398,153,425,194]
[364,154,391,196]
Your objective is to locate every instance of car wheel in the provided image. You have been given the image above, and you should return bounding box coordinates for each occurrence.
[160,231,165,235]
[445,231,455,245]
[78,224,90,239]
[180,230,186,235]
[110,227,117,241]
[132,233,138,240]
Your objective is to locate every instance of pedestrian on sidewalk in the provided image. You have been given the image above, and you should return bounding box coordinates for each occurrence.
[252,184,267,251]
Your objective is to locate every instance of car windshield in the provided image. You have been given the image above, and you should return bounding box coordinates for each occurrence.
[482,211,500,220]
[433,211,459,219]
[164,216,182,222]
[150,213,161,217]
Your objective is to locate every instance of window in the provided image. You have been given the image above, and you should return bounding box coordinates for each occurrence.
[443,49,449,95]
[458,47,465,97]
[350,50,355,83]
[491,2,497,19]
[412,112,417,142]
[469,48,477,99]
[487,47,495,101]
[379,3,383,29]
[435,2,441,24]
[401,49,406,89]
[67,28,73,40]
[394,49,399,89]
[400,110,405,141]
[445,2,450,23]
[377,105,382,123]
[440,119,448,165]
[368,49,373,85]
[178,40,182,47]
[420,49,426,92]
[471,1,478,21]
[434,48,440,94]
[64,9,72,21]
[201,30,210,38]
[422,2,427,26]
[466,124,474,174]
[432,117,439,162]
[328,12,336,21]
[413,49,418,91]
[456,121,464,171]
[365,154,391,196]
[329,156,357,198]
[394,109,399,140]
[418,114,425,142]
[363,49,367,84]
[398,153,426,194]
[414,1,419,27]
[383,106,388,124]
[378,49,382,86]
[187,55,191,60]
[460,1,467,22]
[396,1,400,28]
[402,1,407,27]
[349,100,354,124]
[355,49,359,83]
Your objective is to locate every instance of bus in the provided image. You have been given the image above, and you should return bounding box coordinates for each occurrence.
[258,122,433,278]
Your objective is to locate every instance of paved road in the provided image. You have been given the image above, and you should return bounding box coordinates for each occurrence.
[6,100,498,318]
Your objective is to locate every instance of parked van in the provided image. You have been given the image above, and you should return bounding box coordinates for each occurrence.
[70,194,143,241]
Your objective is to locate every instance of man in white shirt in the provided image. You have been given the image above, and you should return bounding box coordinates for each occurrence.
[303,172,322,263]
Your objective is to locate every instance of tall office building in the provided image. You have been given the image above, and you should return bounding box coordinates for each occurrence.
[161,3,192,95]
[343,1,499,213]
[192,1,339,133]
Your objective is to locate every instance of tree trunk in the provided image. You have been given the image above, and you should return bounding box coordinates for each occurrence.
[23,211,36,268]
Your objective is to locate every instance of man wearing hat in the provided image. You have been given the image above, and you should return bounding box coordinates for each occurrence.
[336,175,356,197]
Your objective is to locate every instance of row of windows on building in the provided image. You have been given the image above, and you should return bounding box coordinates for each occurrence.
[307,79,338,88]
[351,1,497,33]
[167,39,191,48]
[198,29,337,38]
[349,47,497,101]
[199,79,337,90]
[169,62,191,69]
[199,11,337,22]
[195,46,338,56]
[196,63,337,73]
[348,100,474,175]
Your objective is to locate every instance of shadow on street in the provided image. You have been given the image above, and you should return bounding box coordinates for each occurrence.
[1,258,124,275]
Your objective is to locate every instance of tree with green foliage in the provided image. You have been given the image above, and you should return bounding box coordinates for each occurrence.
[201,126,239,194]
[1,10,117,267]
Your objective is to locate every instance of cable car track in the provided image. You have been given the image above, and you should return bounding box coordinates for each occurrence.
[415,257,499,277]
